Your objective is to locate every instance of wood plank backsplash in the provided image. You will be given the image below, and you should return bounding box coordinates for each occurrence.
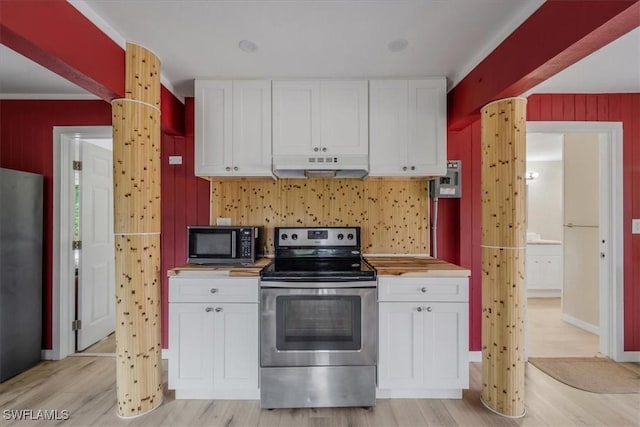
[210,179,430,254]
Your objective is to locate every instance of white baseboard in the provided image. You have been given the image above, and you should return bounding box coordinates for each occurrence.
[617,351,640,362]
[469,351,482,362]
[41,349,58,361]
[527,289,561,298]
[562,313,600,336]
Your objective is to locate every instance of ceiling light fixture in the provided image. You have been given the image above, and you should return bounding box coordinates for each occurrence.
[388,38,408,52]
[238,39,258,53]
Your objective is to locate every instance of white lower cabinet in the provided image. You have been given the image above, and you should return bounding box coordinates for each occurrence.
[377,277,469,398]
[168,277,259,399]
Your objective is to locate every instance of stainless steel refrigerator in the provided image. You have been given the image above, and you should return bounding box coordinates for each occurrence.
[0,167,43,382]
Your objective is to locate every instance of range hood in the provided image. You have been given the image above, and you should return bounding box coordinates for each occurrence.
[272,154,369,179]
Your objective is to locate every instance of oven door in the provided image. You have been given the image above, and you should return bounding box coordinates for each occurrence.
[260,285,377,367]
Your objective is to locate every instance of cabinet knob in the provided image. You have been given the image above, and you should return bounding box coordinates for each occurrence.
[426,306,433,312]
[411,166,416,171]
[421,287,427,293]
[225,166,231,171]
[210,288,218,294]
[416,307,423,312]
[215,307,223,313]
[205,307,213,312]
[233,166,239,171]
[314,147,319,152]
[322,147,327,152]
[402,166,408,171]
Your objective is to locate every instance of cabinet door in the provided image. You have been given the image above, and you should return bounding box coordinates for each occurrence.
[526,255,543,289]
[212,303,259,391]
[272,81,320,156]
[423,302,469,389]
[195,80,233,176]
[232,80,272,176]
[369,80,409,176]
[320,81,368,155]
[378,303,424,389]
[168,303,214,390]
[407,79,447,176]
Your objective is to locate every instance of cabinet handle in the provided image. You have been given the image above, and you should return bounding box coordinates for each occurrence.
[205,307,214,312]
[421,287,427,293]
[314,147,319,152]
[425,306,433,312]
[416,307,423,312]
[233,166,239,171]
[402,166,408,171]
[322,147,327,152]
[411,166,416,171]
[215,307,223,313]
[225,166,231,171]
[210,288,218,294]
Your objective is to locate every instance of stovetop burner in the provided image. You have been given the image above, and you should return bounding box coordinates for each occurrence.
[260,227,376,282]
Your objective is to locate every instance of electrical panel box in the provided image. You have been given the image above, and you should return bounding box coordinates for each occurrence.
[430,160,461,198]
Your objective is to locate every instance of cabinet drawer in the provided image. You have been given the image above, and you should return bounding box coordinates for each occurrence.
[527,244,562,256]
[378,277,468,302]
[169,277,259,303]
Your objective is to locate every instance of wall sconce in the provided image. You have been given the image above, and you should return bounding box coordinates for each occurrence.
[525,171,539,180]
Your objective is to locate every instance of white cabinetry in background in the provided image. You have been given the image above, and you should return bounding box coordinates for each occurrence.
[369,79,447,177]
[272,80,369,157]
[377,276,469,398]
[168,276,259,399]
[526,243,563,296]
[194,80,272,177]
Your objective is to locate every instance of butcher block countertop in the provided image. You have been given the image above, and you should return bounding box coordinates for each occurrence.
[167,258,271,277]
[364,256,470,277]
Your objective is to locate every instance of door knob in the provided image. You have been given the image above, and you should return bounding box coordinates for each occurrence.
[205,307,213,312]
[421,287,427,293]
[233,166,238,171]
[215,307,223,313]
[314,147,319,152]
[425,306,433,312]
[416,307,423,312]
[210,288,218,294]
[322,147,327,152]
[225,166,231,171]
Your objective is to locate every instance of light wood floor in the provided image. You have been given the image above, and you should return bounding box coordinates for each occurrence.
[80,332,116,355]
[1,357,638,426]
[527,298,600,358]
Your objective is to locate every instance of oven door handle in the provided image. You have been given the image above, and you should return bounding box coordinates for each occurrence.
[260,280,376,289]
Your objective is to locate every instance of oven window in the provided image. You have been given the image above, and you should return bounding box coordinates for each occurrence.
[276,296,361,351]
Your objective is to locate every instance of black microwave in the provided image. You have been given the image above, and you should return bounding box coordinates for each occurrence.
[187,226,262,264]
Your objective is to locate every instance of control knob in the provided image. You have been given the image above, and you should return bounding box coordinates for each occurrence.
[337,233,344,240]
[347,233,354,240]
[281,234,288,241]
[291,233,298,240]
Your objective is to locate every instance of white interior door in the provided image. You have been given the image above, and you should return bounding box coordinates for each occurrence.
[77,142,115,350]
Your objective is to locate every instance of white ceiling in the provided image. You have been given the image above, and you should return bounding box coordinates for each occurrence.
[0,1,637,100]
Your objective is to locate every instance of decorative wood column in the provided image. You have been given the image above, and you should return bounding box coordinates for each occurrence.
[112,43,162,418]
[480,97,527,418]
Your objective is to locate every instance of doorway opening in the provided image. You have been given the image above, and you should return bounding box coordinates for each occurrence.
[525,122,624,361]
[52,126,116,360]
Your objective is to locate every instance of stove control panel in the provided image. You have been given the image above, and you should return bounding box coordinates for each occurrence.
[275,227,360,247]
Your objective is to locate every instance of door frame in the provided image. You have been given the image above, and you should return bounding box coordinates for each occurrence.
[50,126,112,360]
[527,121,625,361]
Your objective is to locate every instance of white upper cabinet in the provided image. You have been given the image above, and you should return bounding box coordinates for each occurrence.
[272,80,368,157]
[369,79,447,177]
[195,80,272,177]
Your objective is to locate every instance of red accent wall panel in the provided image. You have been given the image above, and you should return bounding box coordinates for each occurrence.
[441,93,640,351]
[0,100,112,349]
[159,98,210,348]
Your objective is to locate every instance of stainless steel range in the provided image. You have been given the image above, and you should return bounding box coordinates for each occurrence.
[260,226,377,409]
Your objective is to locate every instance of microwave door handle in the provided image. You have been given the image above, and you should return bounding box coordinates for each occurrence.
[231,231,237,258]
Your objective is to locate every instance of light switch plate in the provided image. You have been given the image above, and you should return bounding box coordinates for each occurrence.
[632,219,640,234]
[168,156,183,165]
[216,217,232,226]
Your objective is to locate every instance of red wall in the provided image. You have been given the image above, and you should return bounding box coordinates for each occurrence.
[0,99,209,350]
[439,93,640,352]
[160,98,210,348]
[0,100,112,349]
